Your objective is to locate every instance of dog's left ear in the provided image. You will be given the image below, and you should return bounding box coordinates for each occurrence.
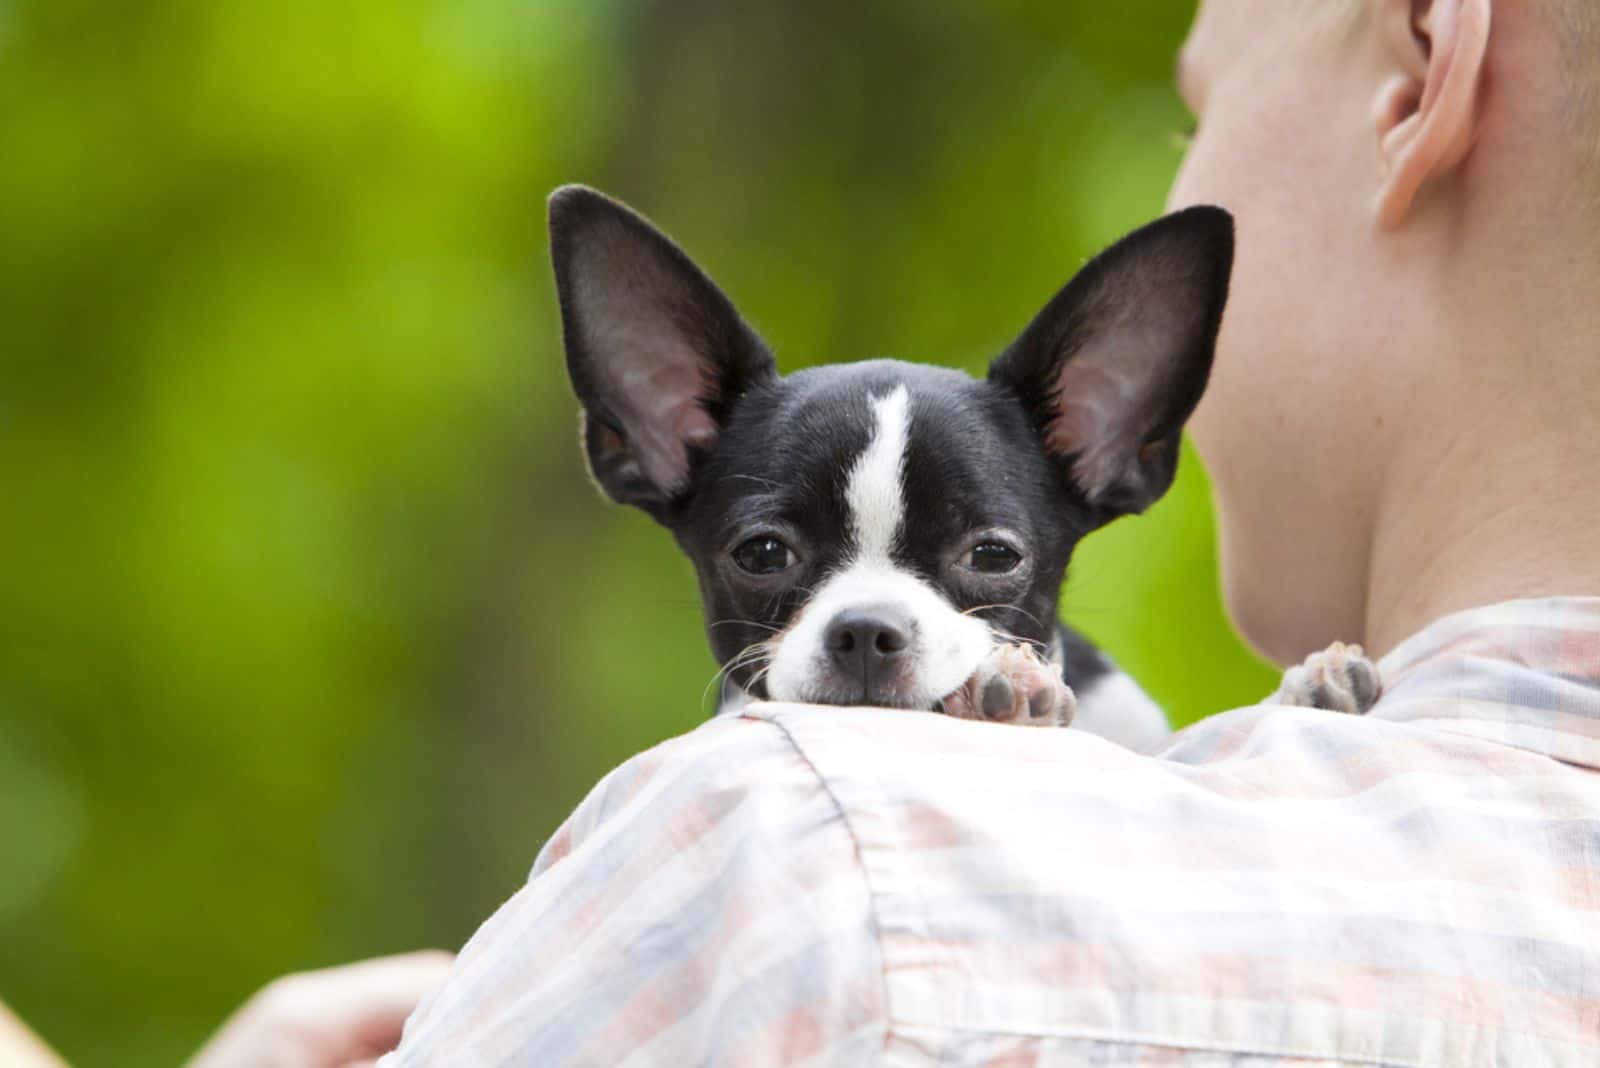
[988,206,1233,522]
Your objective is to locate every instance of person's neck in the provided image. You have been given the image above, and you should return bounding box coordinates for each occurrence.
[1363,305,1600,658]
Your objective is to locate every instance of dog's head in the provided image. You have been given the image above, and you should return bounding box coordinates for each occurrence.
[549,186,1231,709]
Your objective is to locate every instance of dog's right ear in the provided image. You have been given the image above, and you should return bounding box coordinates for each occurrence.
[549,185,777,523]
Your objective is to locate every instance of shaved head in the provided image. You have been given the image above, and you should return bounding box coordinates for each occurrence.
[1547,1,1599,166]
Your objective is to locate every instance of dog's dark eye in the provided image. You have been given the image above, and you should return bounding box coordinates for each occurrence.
[968,542,1022,574]
[732,536,796,576]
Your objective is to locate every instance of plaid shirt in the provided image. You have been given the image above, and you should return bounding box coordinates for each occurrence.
[385,599,1600,1066]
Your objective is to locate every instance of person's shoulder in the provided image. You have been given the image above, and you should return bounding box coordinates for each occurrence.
[739,699,1461,812]
[619,708,816,797]
[743,699,1173,774]
[531,711,822,876]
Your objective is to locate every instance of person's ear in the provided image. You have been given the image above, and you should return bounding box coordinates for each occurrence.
[548,186,777,525]
[1372,0,1491,229]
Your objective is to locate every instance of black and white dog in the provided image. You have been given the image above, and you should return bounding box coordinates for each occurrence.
[548,186,1234,750]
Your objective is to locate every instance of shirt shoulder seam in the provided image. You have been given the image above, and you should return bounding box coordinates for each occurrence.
[754,713,893,1059]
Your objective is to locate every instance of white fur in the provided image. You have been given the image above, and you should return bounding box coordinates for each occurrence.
[765,563,992,706]
[844,386,910,564]
[1070,670,1171,753]
[766,385,992,706]
[760,382,1174,739]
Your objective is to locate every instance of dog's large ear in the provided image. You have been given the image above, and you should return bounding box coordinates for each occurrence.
[988,206,1233,523]
[549,185,777,523]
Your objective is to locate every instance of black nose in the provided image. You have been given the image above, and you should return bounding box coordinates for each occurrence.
[824,606,914,696]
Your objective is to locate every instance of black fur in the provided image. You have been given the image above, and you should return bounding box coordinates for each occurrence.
[989,207,1234,522]
[1055,623,1114,692]
[548,185,777,523]
[548,185,1233,707]
[677,360,1096,696]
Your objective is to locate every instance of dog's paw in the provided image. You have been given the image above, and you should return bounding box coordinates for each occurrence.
[940,643,1076,727]
[1272,641,1382,716]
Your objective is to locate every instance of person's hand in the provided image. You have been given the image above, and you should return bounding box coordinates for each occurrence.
[187,949,454,1068]
[0,998,68,1068]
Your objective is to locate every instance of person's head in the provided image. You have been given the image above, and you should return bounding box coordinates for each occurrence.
[1167,0,1600,664]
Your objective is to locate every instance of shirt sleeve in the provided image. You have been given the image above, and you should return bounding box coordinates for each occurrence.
[381,714,886,1068]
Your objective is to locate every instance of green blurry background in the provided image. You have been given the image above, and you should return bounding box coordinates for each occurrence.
[0,1,1273,1063]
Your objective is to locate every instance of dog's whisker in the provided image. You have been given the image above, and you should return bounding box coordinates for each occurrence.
[984,620,1047,643]
[700,662,738,713]
[701,640,777,711]
[960,602,1048,629]
[722,650,767,674]
[990,631,1050,653]
[726,640,775,672]
[706,619,784,634]
[720,473,784,490]
[703,650,759,702]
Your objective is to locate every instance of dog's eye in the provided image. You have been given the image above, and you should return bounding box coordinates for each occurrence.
[968,542,1022,574]
[732,536,796,576]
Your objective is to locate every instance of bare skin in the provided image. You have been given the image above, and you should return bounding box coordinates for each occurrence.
[0,1001,66,1068]
[1168,0,1600,665]
[187,951,454,1068]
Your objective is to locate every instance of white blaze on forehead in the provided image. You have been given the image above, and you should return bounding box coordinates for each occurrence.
[845,385,911,564]
[765,382,993,708]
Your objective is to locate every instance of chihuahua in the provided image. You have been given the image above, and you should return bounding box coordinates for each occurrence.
[547,185,1236,750]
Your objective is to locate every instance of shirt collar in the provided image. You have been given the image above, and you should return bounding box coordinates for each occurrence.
[1372,597,1600,770]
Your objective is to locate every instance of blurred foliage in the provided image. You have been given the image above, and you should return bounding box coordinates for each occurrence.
[0,1,1273,1063]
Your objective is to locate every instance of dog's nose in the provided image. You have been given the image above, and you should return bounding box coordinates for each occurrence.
[824,606,914,697]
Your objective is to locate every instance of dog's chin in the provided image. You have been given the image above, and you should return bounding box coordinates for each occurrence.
[754,647,995,711]
[762,678,947,712]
